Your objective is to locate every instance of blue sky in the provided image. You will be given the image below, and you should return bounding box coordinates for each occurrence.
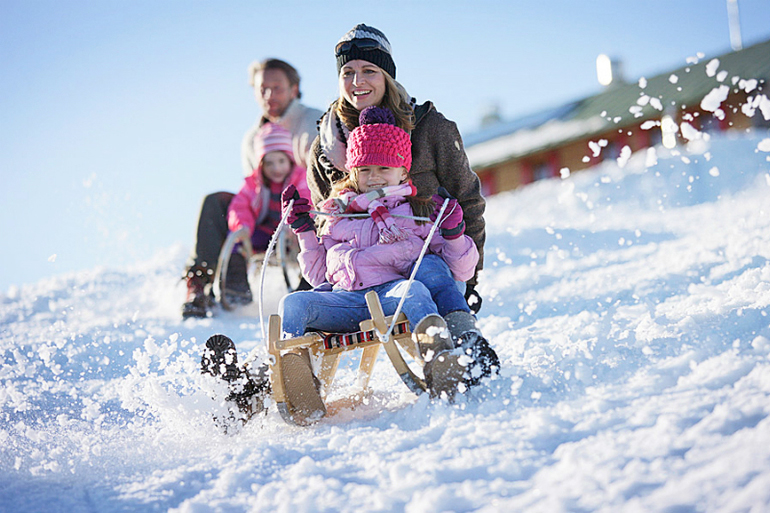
[2,0,769,292]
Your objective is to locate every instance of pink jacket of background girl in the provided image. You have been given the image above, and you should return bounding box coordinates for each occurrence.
[297,196,478,290]
[228,127,311,235]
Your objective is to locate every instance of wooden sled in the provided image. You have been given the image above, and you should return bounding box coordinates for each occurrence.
[266,290,430,426]
[215,226,303,311]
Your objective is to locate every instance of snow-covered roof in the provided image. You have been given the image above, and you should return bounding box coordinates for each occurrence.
[466,37,770,168]
[466,115,608,168]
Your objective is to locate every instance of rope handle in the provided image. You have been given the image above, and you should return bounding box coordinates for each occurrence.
[376,196,450,344]
[242,198,295,369]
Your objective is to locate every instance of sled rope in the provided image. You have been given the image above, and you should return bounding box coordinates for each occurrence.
[310,210,431,222]
[309,198,449,343]
[256,198,294,351]
[246,197,449,366]
[376,197,449,343]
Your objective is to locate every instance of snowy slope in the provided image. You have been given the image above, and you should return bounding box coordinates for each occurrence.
[1,132,770,512]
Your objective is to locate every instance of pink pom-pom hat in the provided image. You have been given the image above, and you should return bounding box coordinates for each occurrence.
[346,106,412,171]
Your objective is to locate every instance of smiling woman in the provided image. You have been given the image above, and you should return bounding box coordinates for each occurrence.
[305,24,496,375]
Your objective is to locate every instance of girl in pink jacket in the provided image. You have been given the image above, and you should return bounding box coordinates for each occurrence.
[228,123,310,253]
[221,123,310,304]
[280,106,477,335]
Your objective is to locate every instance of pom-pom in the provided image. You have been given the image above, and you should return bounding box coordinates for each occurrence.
[359,106,396,126]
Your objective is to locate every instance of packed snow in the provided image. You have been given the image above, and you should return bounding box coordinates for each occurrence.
[2,131,770,512]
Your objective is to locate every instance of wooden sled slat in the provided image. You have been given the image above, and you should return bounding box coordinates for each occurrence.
[267,292,429,425]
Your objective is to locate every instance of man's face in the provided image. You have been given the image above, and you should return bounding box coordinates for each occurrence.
[254,68,299,121]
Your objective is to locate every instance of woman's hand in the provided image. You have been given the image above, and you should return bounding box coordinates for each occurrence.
[430,187,465,239]
[282,185,315,233]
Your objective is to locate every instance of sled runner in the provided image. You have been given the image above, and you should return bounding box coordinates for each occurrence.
[264,290,462,426]
[214,225,303,311]
[202,291,464,427]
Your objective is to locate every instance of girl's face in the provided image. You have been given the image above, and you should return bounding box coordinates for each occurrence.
[261,151,293,183]
[339,60,387,111]
[354,165,407,192]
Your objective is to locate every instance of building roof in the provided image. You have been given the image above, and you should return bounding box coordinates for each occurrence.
[466,38,770,169]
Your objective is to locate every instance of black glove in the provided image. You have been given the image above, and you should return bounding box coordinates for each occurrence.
[465,284,482,314]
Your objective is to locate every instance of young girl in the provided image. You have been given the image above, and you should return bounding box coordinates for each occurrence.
[280,106,477,336]
[183,123,309,317]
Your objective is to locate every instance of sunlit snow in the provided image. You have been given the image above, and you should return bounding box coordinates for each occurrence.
[1,131,769,511]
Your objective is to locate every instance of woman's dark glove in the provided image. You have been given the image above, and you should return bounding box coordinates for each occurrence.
[430,187,465,240]
[465,284,482,314]
[281,185,315,234]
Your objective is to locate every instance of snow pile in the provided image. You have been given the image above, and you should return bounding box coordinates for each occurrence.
[1,131,770,511]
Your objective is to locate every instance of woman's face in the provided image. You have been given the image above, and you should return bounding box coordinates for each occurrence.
[261,151,293,184]
[339,60,387,111]
[354,165,407,193]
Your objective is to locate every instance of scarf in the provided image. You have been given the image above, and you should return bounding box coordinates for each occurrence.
[320,183,417,244]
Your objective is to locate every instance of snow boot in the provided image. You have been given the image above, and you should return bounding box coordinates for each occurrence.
[201,334,269,421]
[445,311,500,387]
[414,314,464,399]
[457,332,500,386]
[223,252,253,306]
[279,349,326,426]
[182,271,213,319]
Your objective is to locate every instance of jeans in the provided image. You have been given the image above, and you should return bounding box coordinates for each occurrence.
[412,254,470,316]
[279,280,438,337]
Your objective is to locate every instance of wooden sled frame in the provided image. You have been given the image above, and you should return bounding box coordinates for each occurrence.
[215,226,303,310]
[266,290,428,425]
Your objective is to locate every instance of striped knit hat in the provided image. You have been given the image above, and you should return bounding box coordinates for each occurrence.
[346,106,412,171]
[335,24,396,79]
[253,123,295,175]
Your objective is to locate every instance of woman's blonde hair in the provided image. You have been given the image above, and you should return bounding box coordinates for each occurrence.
[331,169,434,223]
[336,72,415,132]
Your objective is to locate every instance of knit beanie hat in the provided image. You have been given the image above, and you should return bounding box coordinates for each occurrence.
[335,24,396,79]
[254,123,295,174]
[346,106,412,171]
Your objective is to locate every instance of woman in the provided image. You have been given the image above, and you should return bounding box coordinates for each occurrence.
[306,23,488,334]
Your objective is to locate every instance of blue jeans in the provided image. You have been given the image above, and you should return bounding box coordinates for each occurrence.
[279,280,438,337]
[412,255,470,316]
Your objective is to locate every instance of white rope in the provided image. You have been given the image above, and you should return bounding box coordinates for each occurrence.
[375,197,450,344]
[245,196,451,365]
[257,198,294,344]
[309,210,431,222]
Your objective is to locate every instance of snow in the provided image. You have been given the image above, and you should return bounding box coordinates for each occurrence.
[701,85,731,112]
[2,131,770,512]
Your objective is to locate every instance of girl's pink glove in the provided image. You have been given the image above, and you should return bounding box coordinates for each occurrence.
[430,187,465,239]
[281,185,315,233]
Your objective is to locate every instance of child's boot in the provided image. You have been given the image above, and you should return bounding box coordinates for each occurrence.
[445,310,501,386]
[182,267,214,319]
[414,314,464,399]
[223,252,253,306]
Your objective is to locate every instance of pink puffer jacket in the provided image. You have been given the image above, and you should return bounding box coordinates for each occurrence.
[297,196,479,290]
[227,164,310,234]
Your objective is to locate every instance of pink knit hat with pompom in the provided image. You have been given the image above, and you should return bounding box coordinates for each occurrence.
[346,106,412,171]
[254,123,295,174]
